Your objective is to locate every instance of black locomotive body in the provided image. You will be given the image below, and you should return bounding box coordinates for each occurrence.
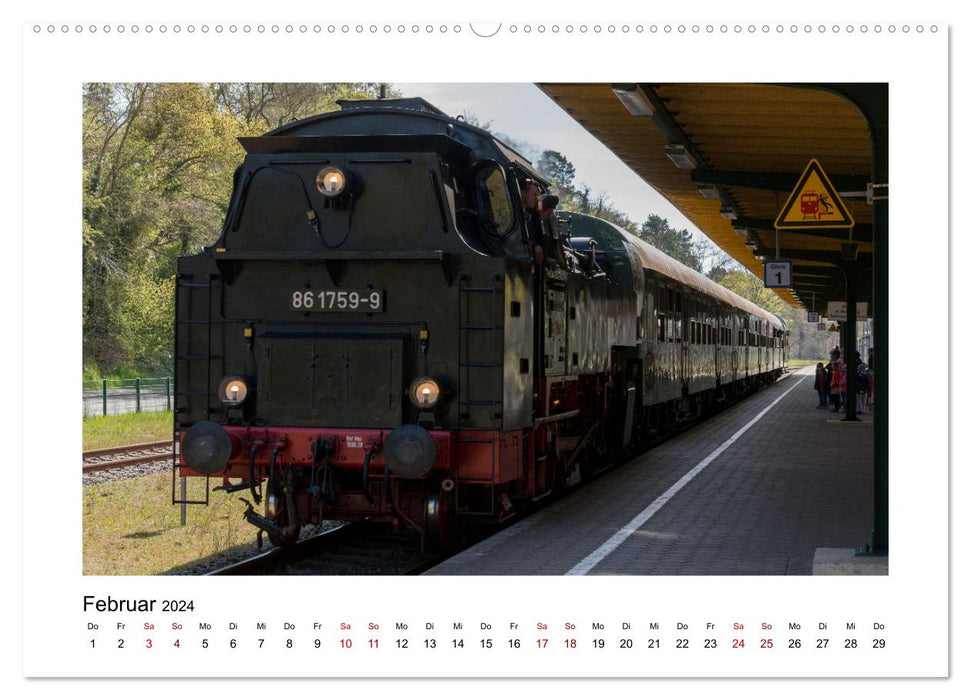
[174,97,786,550]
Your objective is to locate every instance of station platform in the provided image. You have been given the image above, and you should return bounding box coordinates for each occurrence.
[425,366,877,576]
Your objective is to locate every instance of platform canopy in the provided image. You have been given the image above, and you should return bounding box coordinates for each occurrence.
[536,83,885,314]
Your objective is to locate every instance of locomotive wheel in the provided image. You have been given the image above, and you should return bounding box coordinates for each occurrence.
[276,532,299,550]
[550,454,569,495]
[271,511,300,550]
[578,430,607,482]
[424,483,458,553]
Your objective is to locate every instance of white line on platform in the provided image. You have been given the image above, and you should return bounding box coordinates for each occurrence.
[565,376,807,576]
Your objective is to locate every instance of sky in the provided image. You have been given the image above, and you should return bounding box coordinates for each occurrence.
[394,82,710,242]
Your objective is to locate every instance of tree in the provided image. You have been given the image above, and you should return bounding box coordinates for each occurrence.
[493,131,539,162]
[458,111,493,131]
[636,215,701,271]
[716,269,789,318]
[692,237,738,280]
[82,82,392,377]
[213,83,394,130]
[536,150,576,195]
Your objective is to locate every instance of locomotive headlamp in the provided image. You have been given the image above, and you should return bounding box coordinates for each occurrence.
[408,377,441,409]
[315,166,347,197]
[217,375,249,406]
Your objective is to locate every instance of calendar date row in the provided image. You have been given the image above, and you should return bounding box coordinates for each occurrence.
[90,636,889,651]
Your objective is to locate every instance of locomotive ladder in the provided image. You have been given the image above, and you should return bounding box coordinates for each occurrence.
[171,269,223,507]
[456,273,502,517]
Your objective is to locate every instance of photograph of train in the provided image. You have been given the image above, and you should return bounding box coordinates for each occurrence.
[82,82,881,575]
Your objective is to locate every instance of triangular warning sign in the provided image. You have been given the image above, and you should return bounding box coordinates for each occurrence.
[828,323,838,332]
[775,159,855,230]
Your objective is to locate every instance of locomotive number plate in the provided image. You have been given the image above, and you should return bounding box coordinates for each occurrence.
[290,289,384,312]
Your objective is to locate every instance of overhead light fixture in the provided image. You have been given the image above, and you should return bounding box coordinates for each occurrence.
[841,243,859,261]
[665,144,698,170]
[611,84,654,116]
[697,184,721,200]
[719,207,739,220]
[733,226,751,238]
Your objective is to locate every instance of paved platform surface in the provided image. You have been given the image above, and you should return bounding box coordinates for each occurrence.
[426,366,876,576]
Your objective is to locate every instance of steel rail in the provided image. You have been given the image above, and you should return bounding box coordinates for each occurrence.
[82,440,171,460]
[82,440,174,474]
[82,452,174,474]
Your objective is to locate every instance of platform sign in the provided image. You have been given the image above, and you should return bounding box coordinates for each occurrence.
[808,312,820,323]
[774,159,855,229]
[817,322,828,331]
[827,301,868,321]
[763,260,792,288]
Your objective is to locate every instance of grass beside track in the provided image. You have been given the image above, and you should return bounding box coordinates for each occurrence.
[82,411,263,574]
[83,411,173,451]
[83,472,260,575]
[788,359,826,370]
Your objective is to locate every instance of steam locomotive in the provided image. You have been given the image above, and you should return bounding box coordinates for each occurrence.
[174,97,787,551]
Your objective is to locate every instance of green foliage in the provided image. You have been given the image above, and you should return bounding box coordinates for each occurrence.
[82,82,387,377]
[636,215,702,271]
[83,471,260,575]
[713,269,832,360]
[83,411,173,451]
[716,269,790,318]
[117,262,175,374]
[537,150,576,193]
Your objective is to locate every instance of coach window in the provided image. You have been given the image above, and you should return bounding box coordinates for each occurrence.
[658,314,666,342]
[473,163,515,238]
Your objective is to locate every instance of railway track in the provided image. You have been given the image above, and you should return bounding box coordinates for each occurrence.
[204,521,442,576]
[82,440,173,473]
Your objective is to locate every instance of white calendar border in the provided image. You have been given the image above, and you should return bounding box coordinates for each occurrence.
[15,0,960,693]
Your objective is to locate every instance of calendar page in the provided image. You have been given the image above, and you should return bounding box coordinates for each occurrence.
[17,0,958,696]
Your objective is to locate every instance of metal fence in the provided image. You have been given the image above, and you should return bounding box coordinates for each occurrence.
[82,377,172,418]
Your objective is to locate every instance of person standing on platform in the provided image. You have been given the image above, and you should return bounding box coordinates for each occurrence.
[814,362,829,408]
[829,361,843,413]
[854,351,868,414]
[838,360,848,413]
